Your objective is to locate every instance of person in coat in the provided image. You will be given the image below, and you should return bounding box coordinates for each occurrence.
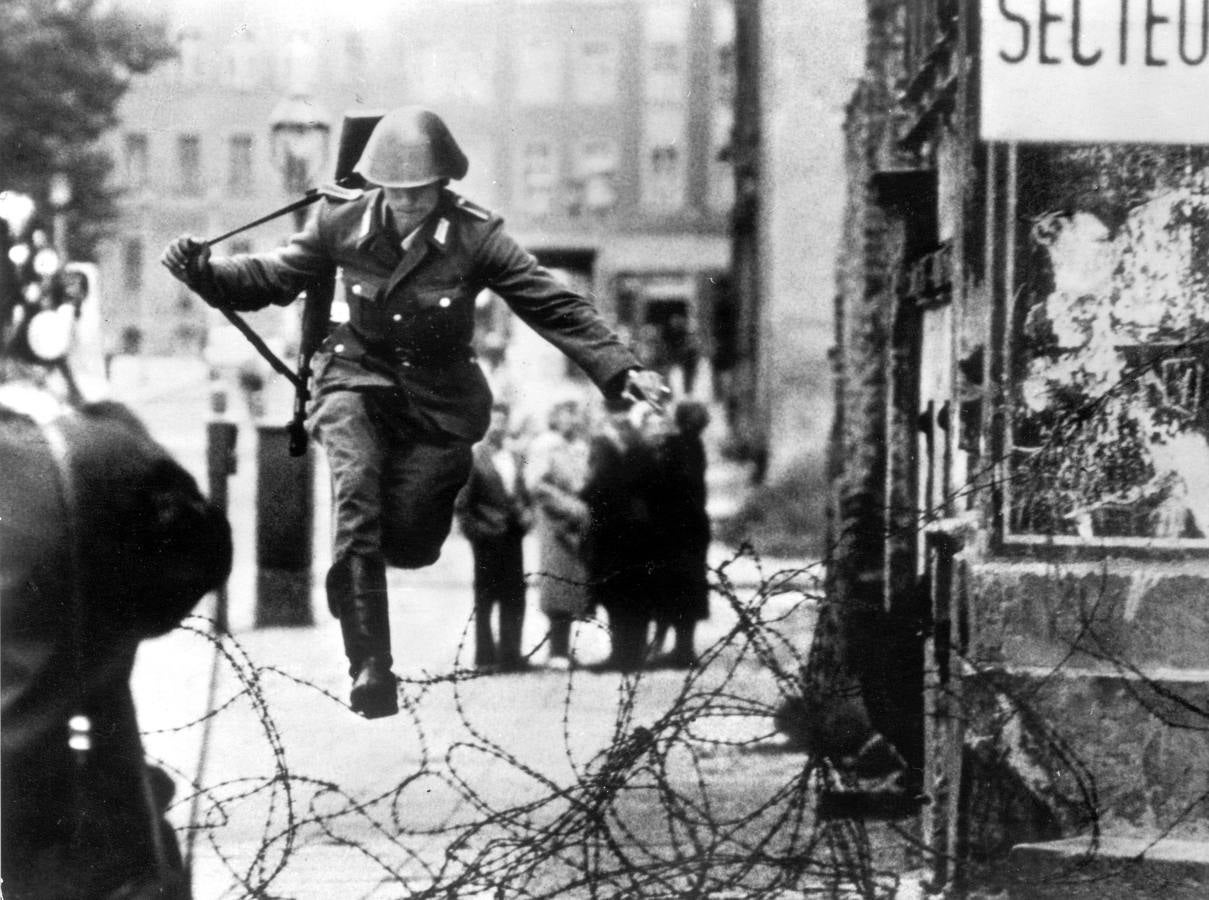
[162,106,667,717]
[0,321,233,896]
[526,399,591,669]
[649,400,712,668]
[581,399,665,673]
[455,402,533,671]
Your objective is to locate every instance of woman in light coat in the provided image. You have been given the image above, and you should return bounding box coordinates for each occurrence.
[526,400,590,668]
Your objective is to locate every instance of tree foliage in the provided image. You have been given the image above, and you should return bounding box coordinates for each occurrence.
[0,0,175,257]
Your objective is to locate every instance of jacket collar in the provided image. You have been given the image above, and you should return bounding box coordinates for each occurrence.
[356,188,455,265]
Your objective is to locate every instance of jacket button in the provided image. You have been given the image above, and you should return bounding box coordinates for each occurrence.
[438,297,451,308]
[334,343,345,353]
[392,313,402,322]
[351,284,363,296]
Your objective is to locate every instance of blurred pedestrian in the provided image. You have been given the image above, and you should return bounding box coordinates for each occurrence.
[582,399,664,673]
[1,273,232,898]
[455,402,534,672]
[526,399,591,669]
[664,310,701,398]
[162,105,667,717]
[649,401,712,669]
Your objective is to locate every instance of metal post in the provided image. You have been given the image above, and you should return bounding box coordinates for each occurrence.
[206,403,238,633]
[254,424,313,627]
[247,94,328,630]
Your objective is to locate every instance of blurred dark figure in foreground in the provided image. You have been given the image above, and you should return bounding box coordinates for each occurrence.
[526,399,591,669]
[582,399,664,672]
[455,402,534,672]
[1,216,233,898]
[649,401,712,669]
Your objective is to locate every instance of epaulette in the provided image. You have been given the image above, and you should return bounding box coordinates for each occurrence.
[454,195,492,221]
[319,182,365,202]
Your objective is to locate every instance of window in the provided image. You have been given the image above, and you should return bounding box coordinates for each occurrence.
[516,35,562,105]
[282,31,317,94]
[342,31,366,80]
[642,3,688,209]
[575,139,618,214]
[228,134,253,195]
[177,29,203,83]
[643,2,689,104]
[646,41,684,104]
[454,138,496,208]
[449,47,494,103]
[572,39,619,105]
[714,41,736,104]
[709,106,734,212]
[642,111,686,210]
[407,41,493,104]
[520,140,558,217]
[647,144,682,209]
[122,238,143,293]
[123,133,149,189]
[178,135,202,196]
[225,29,257,90]
[713,0,736,104]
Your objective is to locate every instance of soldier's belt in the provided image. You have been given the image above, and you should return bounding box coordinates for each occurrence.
[363,339,477,369]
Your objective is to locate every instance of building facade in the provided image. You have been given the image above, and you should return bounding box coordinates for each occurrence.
[103,0,733,418]
[728,0,864,484]
[822,0,1209,891]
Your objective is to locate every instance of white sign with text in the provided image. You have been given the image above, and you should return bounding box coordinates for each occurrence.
[981,0,1209,143]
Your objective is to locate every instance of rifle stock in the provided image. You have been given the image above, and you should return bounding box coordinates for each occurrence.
[288,274,336,456]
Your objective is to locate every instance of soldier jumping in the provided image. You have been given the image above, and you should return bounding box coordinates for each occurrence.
[162,106,667,719]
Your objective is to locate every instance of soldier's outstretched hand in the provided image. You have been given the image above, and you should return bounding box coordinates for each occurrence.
[160,236,212,287]
[623,368,672,415]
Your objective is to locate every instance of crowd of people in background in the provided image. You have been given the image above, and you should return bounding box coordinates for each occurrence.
[455,394,712,674]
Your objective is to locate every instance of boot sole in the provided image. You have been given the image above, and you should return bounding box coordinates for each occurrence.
[350,684,399,719]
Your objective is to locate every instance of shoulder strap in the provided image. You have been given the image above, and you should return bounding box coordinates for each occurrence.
[449,191,492,221]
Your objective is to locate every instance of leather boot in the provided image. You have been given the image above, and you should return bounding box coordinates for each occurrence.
[350,655,397,719]
[329,556,398,718]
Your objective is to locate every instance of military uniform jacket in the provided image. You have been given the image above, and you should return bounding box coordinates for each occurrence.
[206,187,640,441]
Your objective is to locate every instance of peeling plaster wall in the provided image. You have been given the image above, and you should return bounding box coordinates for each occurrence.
[824,5,1209,869]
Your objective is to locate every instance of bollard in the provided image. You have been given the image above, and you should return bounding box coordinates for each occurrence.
[254,423,314,627]
[206,413,238,634]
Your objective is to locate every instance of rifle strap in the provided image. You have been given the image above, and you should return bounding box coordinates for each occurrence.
[217,307,306,392]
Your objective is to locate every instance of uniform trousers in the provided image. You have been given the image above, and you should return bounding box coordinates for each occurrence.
[308,388,473,671]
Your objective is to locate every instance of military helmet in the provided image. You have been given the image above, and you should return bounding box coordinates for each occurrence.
[354,106,468,188]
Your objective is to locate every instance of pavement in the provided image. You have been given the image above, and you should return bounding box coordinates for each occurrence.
[109,357,886,899]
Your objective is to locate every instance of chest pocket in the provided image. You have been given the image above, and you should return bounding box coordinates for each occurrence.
[342,274,389,336]
[393,284,474,352]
